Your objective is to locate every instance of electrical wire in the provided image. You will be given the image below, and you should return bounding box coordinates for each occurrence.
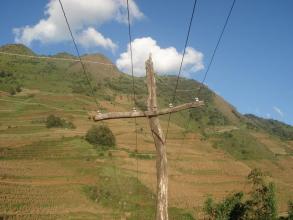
[126,0,139,216]
[180,0,237,149]
[0,51,115,66]
[198,0,236,94]
[58,0,100,109]
[164,0,198,143]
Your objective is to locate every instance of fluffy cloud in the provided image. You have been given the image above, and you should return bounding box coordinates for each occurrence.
[13,0,143,50]
[77,27,117,51]
[273,106,284,117]
[116,37,204,76]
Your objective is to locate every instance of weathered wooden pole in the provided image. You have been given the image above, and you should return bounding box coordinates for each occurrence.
[145,55,168,220]
[93,54,204,220]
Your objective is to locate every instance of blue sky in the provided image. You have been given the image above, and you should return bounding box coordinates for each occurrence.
[0,0,292,125]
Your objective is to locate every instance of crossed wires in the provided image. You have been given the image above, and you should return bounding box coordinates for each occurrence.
[164,0,198,143]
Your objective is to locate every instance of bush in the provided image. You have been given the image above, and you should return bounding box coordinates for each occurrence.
[85,125,116,149]
[45,114,75,129]
[203,169,277,220]
[9,87,16,95]
[203,192,245,220]
[46,115,63,128]
[288,201,293,220]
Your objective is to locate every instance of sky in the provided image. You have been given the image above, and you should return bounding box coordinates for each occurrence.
[0,0,292,125]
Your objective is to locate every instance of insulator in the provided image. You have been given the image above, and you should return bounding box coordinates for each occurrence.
[194,97,199,102]
[169,103,173,108]
[132,107,137,112]
[97,110,101,115]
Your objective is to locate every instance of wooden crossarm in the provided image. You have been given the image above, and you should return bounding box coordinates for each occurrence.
[93,101,204,121]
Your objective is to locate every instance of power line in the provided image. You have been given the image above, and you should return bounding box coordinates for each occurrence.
[126,0,139,217]
[164,0,198,143]
[0,51,115,66]
[58,0,100,109]
[180,0,237,149]
[198,0,236,93]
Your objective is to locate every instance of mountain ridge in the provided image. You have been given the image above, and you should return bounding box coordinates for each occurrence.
[0,43,292,130]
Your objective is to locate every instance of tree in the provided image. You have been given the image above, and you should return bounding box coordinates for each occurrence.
[85,125,116,149]
[203,192,245,220]
[245,169,277,220]
[203,169,277,220]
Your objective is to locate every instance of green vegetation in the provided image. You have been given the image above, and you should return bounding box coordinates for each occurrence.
[46,114,75,129]
[245,114,293,140]
[204,192,244,220]
[288,201,293,220]
[129,151,155,160]
[85,125,116,149]
[212,130,275,160]
[0,70,22,95]
[1,43,293,219]
[84,166,195,220]
[190,105,230,129]
[0,43,35,55]
[203,169,278,220]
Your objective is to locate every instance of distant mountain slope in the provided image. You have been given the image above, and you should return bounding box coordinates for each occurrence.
[245,114,293,140]
[0,43,35,55]
[1,44,292,132]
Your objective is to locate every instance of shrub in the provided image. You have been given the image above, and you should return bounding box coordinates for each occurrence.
[245,169,277,220]
[45,114,75,129]
[85,125,116,149]
[288,201,293,220]
[46,115,63,128]
[9,87,16,95]
[203,192,245,220]
[15,85,22,93]
[203,169,277,220]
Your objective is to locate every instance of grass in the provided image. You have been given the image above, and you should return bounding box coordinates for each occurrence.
[128,152,155,160]
[1,44,293,218]
[211,129,276,160]
[83,165,195,220]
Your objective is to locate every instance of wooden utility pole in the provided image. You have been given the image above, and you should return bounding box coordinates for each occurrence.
[93,54,204,220]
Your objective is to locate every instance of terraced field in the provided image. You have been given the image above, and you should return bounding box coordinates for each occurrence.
[0,88,292,219]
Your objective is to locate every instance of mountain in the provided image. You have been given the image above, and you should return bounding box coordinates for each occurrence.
[0,43,35,55]
[244,114,293,140]
[0,44,292,219]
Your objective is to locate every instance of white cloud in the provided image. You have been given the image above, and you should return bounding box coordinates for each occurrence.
[116,37,204,76]
[273,106,284,117]
[77,27,117,51]
[13,0,143,51]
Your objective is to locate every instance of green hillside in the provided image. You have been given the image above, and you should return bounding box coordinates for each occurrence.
[0,44,292,219]
[244,114,293,140]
